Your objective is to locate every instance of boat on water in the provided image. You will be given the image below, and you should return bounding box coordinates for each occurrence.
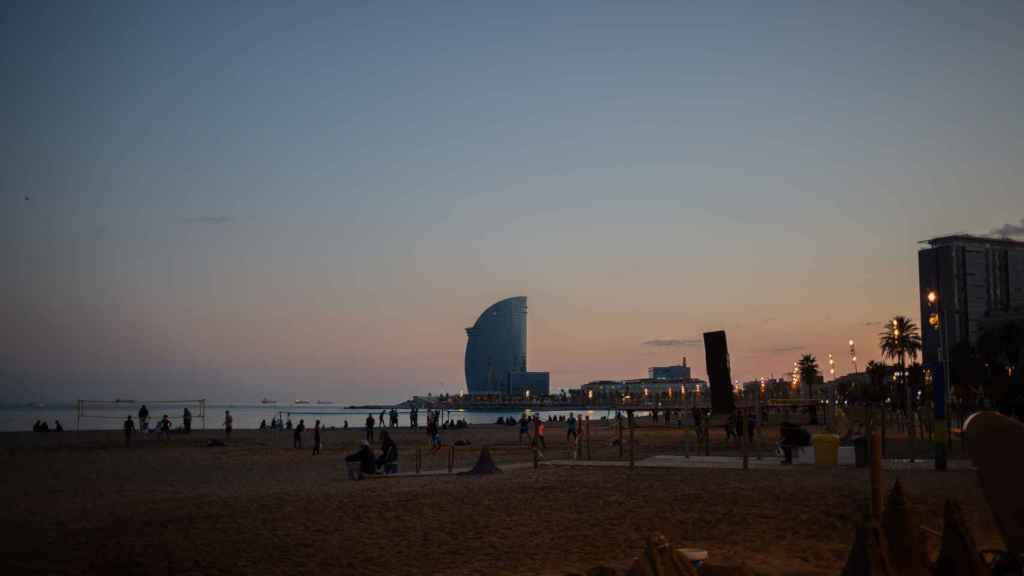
[260,398,277,404]
[316,400,334,405]
[294,400,310,405]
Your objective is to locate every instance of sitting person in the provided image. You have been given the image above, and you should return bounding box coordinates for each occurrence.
[259,419,267,431]
[54,420,64,432]
[345,440,376,480]
[158,415,172,438]
[778,421,811,464]
[376,431,398,474]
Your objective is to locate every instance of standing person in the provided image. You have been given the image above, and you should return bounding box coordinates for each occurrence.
[567,413,578,442]
[183,407,192,434]
[224,410,233,440]
[533,415,546,450]
[365,413,375,442]
[123,415,135,447]
[293,419,305,449]
[312,420,321,455]
[518,413,529,444]
[138,404,149,433]
[378,410,385,428]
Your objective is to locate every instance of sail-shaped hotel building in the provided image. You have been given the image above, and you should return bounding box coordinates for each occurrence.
[464,296,549,396]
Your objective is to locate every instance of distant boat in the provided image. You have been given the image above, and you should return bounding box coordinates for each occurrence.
[316,400,334,405]
[294,400,310,405]
[260,398,277,404]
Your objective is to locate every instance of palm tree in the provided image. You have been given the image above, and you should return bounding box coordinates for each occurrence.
[879,316,922,413]
[865,361,889,404]
[798,354,820,399]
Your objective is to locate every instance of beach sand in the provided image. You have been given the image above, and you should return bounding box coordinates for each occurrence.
[0,423,999,575]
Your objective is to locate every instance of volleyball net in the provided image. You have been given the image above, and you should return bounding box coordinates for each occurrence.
[75,399,207,431]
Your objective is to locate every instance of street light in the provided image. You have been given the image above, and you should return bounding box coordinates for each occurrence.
[849,340,858,373]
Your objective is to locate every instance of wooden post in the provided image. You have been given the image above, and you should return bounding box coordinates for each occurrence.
[870,431,883,521]
[704,415,710,457]
[585,416,591,461]
[629,419,635,469]
[618,416,624,459]
[741,408,749,470]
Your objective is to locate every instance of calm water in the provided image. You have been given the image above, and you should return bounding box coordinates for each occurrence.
[0,402,631,432]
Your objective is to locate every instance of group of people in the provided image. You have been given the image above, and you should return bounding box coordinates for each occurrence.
[121,407,188,446]
[345,430,399,479]
[515,412,580,453]
[32,420,62,432]
[134,405,193,435]
[259,417,294,431]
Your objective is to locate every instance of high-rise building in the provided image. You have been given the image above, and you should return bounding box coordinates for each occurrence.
[464,296,528,395]
[918,235,1024,366]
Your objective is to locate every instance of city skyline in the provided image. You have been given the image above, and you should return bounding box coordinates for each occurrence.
[4,1,1024,403]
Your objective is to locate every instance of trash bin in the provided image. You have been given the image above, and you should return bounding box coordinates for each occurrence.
[813,434,840,467]
[853,436,867,468]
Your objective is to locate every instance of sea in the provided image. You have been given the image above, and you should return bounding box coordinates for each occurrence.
[0,402,634,432]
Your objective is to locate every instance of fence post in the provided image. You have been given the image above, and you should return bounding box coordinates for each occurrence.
[629,419,635,470]
[881,407,887,458]
[741,408,749,470]
[704,415,710,457]
[870,432,883,521]
[618,417,624,459]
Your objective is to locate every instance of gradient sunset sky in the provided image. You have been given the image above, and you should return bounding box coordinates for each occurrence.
[4,1,1023,403]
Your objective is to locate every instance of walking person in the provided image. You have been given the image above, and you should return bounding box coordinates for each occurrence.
[183,407,192,434]
[312,420,321,455]
[567,413,578,442]
[378,410,385,428]
[293,419,305,449]
[365,413,375,442]
[518,413,529,444]
[123,415,135,447]
[224,410,233,440]
[532,415,546,451]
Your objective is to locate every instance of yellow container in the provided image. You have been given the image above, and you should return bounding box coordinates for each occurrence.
[813,434,840,467]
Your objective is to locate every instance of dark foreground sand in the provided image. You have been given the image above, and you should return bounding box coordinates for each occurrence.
[0,424,999,575]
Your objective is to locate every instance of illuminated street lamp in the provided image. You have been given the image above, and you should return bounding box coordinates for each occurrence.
[849,339,858,373]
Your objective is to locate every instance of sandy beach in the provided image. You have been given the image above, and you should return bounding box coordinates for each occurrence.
[0,423,999,575]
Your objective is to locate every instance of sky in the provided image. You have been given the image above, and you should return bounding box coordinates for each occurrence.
[3,1,1023,403]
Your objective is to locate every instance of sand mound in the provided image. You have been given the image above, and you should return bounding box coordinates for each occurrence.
[459,445,501,475]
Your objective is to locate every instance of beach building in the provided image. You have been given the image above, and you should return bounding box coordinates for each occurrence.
[580,377,706,401]
[464,296,550,397]
[648,358,692,381]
